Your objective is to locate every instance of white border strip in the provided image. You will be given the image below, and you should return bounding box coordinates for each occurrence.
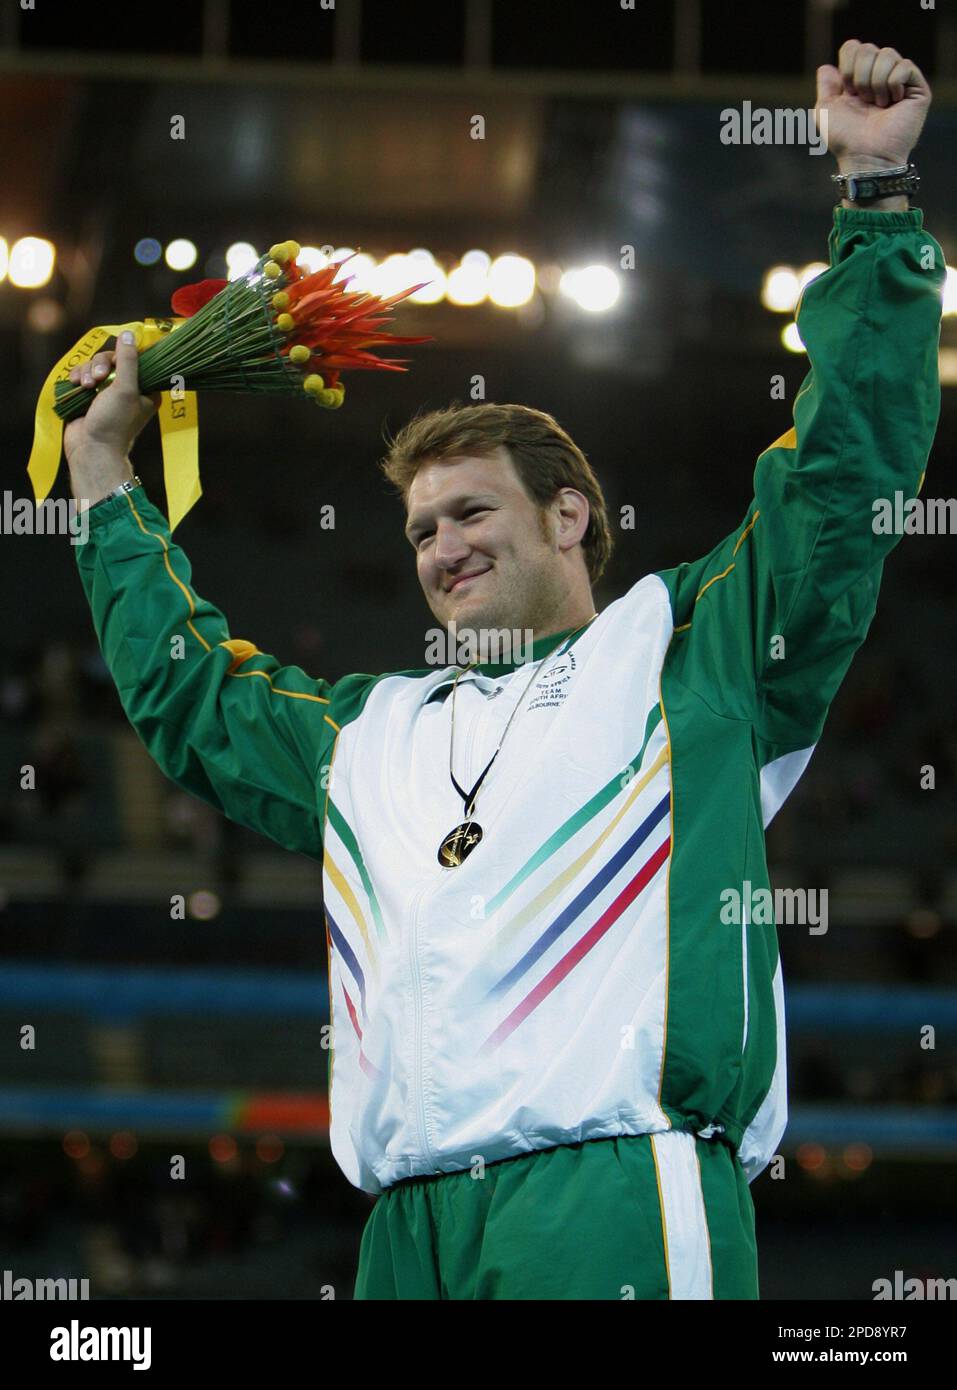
[650,1131,713,1299]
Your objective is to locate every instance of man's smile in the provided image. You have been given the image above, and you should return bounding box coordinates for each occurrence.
[445,567,492,593]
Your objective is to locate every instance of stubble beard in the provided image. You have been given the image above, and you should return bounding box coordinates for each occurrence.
[446,559,565,658]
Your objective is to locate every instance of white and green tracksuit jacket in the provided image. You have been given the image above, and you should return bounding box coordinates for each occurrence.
[76,207,944,1194]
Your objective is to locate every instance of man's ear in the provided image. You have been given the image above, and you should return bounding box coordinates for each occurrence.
[556,488,590,551]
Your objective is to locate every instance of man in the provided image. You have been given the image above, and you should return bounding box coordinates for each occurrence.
[64,40,941,1299]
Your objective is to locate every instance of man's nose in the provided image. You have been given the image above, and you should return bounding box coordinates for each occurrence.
[433,521,470,570]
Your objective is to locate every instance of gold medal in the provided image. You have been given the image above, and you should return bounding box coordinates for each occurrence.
[437,820,483,867]
[438,616,598,869]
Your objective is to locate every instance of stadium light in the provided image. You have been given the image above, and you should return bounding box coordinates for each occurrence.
[488,254,536,308]
[330,248,357,283]
[134,237,162,266]
[343,253,377,292]
[447,259,488,306]
[407,248,445,304]
[943,266,957,317]
[8,236,56,289]
[797,260,828,292]
[165,238,198,271]
[366,253,412,298]
[225,242,259,280]
[187,889,221,920]
[222,243,255,280]
[296,245,329,273]
[761,265,800,313]
[781,321,806,353]
[559,264,621,312]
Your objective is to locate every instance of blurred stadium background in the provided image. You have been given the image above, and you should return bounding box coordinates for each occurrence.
[1,0,955,1299]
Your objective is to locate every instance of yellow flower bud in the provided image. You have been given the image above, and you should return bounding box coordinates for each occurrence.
[319,388,339,407]
[276,313,295,331]
[271,291,289,310]
[289,344,310,364]
[303,374,325,395]
[263,261,282,279]
[269,241,302,264]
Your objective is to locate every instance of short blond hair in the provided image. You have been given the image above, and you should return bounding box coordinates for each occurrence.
[380,402,614,584]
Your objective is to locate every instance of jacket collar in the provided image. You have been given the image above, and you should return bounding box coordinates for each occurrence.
[416,624,583,707]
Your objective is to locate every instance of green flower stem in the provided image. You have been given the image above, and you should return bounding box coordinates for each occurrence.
[53,260,303,421]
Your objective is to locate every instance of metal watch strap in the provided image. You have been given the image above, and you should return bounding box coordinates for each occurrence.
[86,475,143,512]
[830,162,919,205]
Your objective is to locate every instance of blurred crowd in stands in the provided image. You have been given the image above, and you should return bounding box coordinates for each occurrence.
[0,1140,370,1299]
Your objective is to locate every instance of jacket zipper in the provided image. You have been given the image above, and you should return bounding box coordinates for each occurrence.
[406,878,437,1169]
[406,674,514,1173]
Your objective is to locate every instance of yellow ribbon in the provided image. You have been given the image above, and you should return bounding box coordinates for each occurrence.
[27,317,200,533]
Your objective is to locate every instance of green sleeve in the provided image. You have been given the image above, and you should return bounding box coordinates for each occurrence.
[656,205,944,763]
[75,486,361,860]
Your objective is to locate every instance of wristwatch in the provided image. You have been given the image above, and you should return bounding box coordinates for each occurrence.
[830,162,920,205]
[86,475,143,512]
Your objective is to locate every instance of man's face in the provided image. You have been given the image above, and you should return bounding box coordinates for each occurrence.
[405,447,566,635]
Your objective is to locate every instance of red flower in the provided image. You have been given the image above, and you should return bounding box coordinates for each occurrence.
[170,279,228,317]
[169,255,432,394]
[280,263,432,372]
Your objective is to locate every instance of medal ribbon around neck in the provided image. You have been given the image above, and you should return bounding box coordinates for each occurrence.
[437,615,598,868]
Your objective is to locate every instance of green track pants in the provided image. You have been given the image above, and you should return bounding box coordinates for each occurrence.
[353,1129,758,1300]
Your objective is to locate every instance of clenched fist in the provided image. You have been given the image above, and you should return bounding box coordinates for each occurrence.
[815,39,931,171]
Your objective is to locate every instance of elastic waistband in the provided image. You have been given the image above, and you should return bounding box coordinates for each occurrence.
[379,1126,721,1197]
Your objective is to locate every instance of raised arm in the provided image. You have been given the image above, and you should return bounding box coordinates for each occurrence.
[65,335,358,860]
[657,41,943,778]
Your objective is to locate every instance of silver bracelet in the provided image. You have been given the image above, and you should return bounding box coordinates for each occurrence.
[86,475,143,512]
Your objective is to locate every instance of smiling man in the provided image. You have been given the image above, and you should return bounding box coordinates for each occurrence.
[402,428,601,672]
[65,41,942,1299]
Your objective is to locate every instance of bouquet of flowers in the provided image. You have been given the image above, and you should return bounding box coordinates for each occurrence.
[52,239,431,421]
